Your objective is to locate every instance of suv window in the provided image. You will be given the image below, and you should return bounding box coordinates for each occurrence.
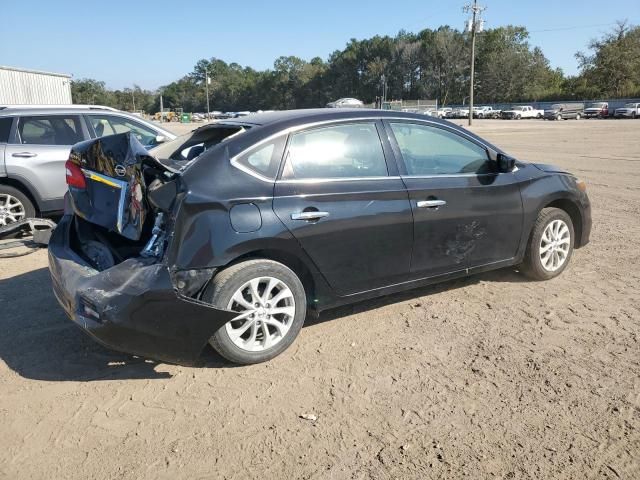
[281,123,387,180]
[88,115,159,147]
[17,116,83,145]
[389,123,490,176]
[0,117,12,143]
[234,135,285,179]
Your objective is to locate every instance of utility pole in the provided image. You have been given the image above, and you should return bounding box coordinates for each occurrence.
[131,88,136,112]
[464,0,485,126]
[205,73,211,120]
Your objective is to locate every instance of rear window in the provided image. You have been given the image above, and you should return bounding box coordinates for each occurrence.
[0,117,12,143]
[153,125,248,162]
[17,116,83,145]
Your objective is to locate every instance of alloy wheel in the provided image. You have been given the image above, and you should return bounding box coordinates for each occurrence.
[0,194,26,226]
[225,276,296,352]
[539,219,571,272]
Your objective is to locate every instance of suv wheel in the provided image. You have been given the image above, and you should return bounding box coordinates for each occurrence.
[521,208,574,280]
[0,186,35,227]
[204,259,306,364]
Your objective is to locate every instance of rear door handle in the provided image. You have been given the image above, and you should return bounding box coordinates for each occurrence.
[12,152,37,158]
[291,211,330,221]
[417,199,447,208]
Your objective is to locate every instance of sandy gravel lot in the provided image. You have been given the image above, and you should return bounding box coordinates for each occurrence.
[0,119,638,479]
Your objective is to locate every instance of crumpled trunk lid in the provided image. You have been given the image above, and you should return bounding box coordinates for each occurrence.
[67,132,175,241]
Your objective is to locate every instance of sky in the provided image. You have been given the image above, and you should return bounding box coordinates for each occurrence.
[1,0,638,90]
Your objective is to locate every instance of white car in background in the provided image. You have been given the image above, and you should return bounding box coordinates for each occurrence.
[326,98,364,108]
[614,103,640,118]
[501,105,544,120]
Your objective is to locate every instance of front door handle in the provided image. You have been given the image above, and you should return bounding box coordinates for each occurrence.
[12,152,37,158]
[417,199,447,208]
[291,211,330,221]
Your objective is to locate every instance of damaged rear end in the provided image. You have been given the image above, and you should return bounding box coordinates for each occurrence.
[48,133,235,364]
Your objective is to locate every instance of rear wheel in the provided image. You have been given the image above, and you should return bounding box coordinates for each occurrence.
[204,259,306,364]
[521,208,574,280]
[0,186,35,227]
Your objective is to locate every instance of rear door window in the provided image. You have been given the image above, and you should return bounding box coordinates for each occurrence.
[0,117,13,143]
[17,116,83,145]
[233,135,286,180]
[281,123,388,180]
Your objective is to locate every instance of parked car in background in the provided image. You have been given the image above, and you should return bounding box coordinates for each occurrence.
[447,108,469,119]
[614,103,640,118]
[501,106,544,120]
[49,109,591,365]
[474,106,501,119]
[435,107,452,118]
[326,98,364,108]
[0,105,176,224]
[544,103,585,120]
[584,102,609,118]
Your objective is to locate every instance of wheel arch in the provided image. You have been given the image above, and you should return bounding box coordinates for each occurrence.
[541,198,583,248]
[0,177,41,214]
[218,248,324,310]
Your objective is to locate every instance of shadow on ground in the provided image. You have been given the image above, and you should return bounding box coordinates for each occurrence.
[0,265,528,381]
[0,267,174,381]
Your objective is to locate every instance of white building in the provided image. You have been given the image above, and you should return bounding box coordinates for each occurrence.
[0,66,72,104]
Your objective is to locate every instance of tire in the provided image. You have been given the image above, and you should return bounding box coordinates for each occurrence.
[203,259,306,364]
[0,185,36,230]
[516,114,521,120]
[575,113,581,120]
[556,114,562,121]
[537,113,543,119]
[633,112,637,119]
[520,208,574,281]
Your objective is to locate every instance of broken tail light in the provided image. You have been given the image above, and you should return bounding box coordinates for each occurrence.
[65,160,86,189]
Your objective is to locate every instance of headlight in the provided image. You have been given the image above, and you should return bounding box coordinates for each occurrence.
[576,179,587,192]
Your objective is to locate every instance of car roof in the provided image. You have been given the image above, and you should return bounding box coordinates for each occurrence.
[0,104,120,116]
[222,108,452,128]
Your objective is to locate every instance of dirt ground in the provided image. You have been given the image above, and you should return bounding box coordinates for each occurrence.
[0,119,638,480]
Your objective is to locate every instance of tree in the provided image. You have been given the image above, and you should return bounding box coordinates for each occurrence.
[576,21,640,98]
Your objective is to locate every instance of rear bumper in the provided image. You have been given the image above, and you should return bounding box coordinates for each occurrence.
[47,215,236,365]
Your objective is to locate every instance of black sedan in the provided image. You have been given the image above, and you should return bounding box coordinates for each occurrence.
[48,109,591,365]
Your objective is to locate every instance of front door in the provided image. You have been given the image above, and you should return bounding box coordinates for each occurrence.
[273,121,413,296]
[384,121,523,277]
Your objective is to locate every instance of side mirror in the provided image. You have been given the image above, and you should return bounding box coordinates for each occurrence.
[497,153,516,172]
[155,135,167,144]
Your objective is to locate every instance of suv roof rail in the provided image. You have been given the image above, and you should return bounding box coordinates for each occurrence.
[0,104,120,112]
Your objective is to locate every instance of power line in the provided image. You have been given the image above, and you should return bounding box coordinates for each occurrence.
[528,22,619,33]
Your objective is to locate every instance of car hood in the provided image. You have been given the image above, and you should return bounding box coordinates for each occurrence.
[532,163,570,175]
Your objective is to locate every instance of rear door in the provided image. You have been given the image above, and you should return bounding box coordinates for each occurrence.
[4,114,88,203]
[272,120,413,296]
[384,120,523,276]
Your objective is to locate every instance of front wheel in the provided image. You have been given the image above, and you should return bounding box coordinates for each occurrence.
[204,259,306,364]
[520,208,574,280]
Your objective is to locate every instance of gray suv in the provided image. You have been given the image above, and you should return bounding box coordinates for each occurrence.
[0,105,175,225]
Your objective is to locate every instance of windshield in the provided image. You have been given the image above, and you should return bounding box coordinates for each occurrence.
[150,124,249,164]
[550,105,562,110]
[589,103,605,108]
[624,103,637,108]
